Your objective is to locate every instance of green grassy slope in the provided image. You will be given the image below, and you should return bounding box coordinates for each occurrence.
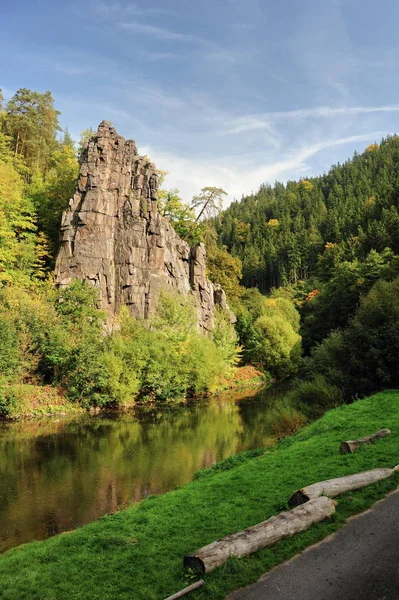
[1,391,399,600]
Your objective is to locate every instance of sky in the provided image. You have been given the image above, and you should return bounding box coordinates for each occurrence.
[2,0,399,205]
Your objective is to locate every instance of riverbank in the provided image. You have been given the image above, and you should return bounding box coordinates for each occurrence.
[0,367,266,421]
[0,383,85,419]
[1,390,399,599]
[0,385,281,553]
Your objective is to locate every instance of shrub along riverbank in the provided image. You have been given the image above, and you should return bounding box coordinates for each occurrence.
[1,390,399,599]
[0,366,266,421]
[0,282,246,419]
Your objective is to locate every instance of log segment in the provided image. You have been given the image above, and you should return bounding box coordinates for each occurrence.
[184,496,335,574]
[289,465,399,507]
[340,429,391,454]
[163,580,204,600]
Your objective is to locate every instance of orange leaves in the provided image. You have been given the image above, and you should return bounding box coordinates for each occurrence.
[305,289,320,302]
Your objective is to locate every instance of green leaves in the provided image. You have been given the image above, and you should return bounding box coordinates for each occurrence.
[104,291,233,403]
[217,135,399,295]
[235,288,301,378]
[158,188,204,245]
[5,88,60,173]
[0,161,48,286]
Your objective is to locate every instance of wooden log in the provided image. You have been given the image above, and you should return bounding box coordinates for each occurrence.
[184,496,335,574]
[340,428,391,454]
[289,465,399,507]
[163,580,204,600]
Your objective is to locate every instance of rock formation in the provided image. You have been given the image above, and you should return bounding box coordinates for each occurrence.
[54,121,228,331]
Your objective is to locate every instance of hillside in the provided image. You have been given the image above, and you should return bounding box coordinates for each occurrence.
[217,137,399,293]
[213,138,399,402]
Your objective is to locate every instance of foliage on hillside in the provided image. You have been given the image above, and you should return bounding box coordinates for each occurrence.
[214,136,399,401]
[0,279,238,417]
[217,137,399,294]
[0,87,240,415]
[2,84,399,411]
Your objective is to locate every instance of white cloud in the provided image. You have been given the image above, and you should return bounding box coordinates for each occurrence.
[54,64,88,76]
[90,1,175,18]
[117,20,243,66]
[141,131,388,205]
[134,85,185,110]
[118,21,195,42]
[222,105,399,135]
[145,52,181,61]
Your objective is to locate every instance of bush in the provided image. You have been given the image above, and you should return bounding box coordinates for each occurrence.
[55,281,109,405]
[0,313,20,378]
[0,381,19,417]
[251,314,301,379]
[0,281,109,406]
[212,307,240,366]
[287,375,343,418]
[104,292,235,403]
[304,330,347,390]
[0,281,240,410]
[236,288,302,379]
[265,297,300,332]
[270,405,307,439]
[343,277,399,396]
[184,333,226,394]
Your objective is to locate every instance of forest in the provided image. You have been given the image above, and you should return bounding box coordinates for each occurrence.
[1,86,399,418]
[216,137,399,409]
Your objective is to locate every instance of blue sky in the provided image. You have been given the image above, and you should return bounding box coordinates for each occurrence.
[2,0,399,204]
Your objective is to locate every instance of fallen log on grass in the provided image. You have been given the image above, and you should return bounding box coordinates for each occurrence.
[184,496,335,574]
[163,579,204,600]
[340,429,391,454]
[289,465,399,507]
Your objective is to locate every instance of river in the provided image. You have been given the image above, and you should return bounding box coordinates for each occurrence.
[0,385,288,553]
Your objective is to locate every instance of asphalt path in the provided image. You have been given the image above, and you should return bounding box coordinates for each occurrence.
[228,489,399,600]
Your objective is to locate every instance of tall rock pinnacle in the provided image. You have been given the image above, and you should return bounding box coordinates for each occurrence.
[54,121,227,331]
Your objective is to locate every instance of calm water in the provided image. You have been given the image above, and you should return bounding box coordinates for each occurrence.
[0,385,287,553]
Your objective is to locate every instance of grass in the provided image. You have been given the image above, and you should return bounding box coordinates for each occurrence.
[215,365,268,391]
[0,383,84,419]
[1,390,399,599]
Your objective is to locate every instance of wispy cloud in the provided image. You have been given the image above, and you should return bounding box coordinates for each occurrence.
[90,1,175,18]
[117,20,243,66]
[145,52,181,61]
[133,85,185,110]
[222,105,399,135]
[290,0,356,101]
[118,21,195,42]
[54,64,88,76]
[142,131,388,204]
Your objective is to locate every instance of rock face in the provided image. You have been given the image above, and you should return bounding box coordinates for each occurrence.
[54,121,228,331]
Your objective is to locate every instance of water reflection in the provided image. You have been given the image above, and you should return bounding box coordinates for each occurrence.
[0,385,285,553]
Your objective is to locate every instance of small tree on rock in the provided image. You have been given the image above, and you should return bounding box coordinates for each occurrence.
[183,186,227,241]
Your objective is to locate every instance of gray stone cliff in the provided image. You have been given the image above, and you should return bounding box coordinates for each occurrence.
[54,121,227,331]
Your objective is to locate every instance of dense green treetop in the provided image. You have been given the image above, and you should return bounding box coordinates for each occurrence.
[217,137,399,293]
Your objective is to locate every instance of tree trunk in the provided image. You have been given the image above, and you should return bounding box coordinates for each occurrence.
[340,429,391,454]
[15,131,20,156]
[289,466,399,507]
[184,496,335,574]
